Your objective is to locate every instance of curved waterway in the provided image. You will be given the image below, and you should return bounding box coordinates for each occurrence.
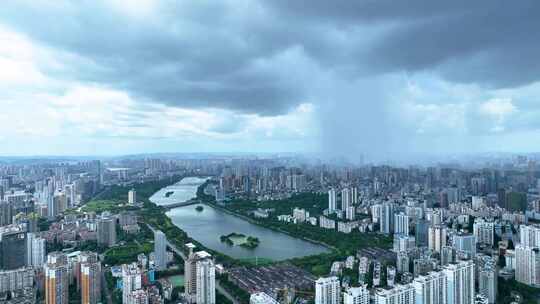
[149,177,329,261]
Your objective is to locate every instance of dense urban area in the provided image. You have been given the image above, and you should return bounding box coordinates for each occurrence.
[0,154,540,304]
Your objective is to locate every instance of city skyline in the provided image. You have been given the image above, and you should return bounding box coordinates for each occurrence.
[1,1,540,160]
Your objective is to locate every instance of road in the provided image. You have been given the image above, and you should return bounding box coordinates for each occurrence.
[146,225,241,304]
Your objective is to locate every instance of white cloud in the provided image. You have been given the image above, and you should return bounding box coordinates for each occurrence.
[479,98,517,132]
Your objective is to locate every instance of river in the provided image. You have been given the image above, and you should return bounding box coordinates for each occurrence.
[149,177,329,261]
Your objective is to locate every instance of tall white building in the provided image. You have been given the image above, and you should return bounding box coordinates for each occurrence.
[196,259,215,304]
[478,265,497,304]
[473,220,494,246]
[519,225,540,248]
[250,292,279,304]
[452,233,476,257]
[393,234,415,253]
[351,187,358,205]
[515,245,540,287]
[154,230,167,270]
[428,225,447,253]
[315,276,340,304]
[380,202,394,235]
[328,189,337,213]
[412,271,447,304]
[27,233,46,268]
[342,188,351,211]
[127,289,149,304]
[374,284,415,304]
[343,285,369,304]
[185,250,215,304]
[128,189,137,205]
[122,263,142,304]
[394,213,410,235]
[443,260,475,304]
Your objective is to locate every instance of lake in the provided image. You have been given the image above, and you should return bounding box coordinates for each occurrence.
[149,177,329,261]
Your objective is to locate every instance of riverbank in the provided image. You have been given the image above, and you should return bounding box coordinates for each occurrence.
[195,181,393,276]
[206,199,336,251]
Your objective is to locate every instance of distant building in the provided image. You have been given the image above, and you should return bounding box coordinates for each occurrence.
[122,263,142,304]
[185,250,215,304]
[343,285,369,304]
[315,276,340,304]
[394,213,410,235]
[97,216,116,247]
[154,230,167,270]
[428,225,447,253]
[443,260,475,304]
[250,292,279,304]
[412,271,447,304]
[478,264,497,304]
[196,259,216,304]
[515,245,540,287]
[81,261,101,304]
[374,284,415,304]
[473,220,494,246]
[380,202,394,235]
[0,267,34,294]
[27,232,46,268]
[0,227,27,270]
[452,233,476,258]
[328,189,337,213]
[519,225,540,248]
[45,252,69,304]
[128,189,137,205]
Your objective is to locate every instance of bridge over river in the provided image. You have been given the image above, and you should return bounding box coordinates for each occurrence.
[161,198,201,210]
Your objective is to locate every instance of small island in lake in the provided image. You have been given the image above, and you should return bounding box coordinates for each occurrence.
[165,191,174,198]
[195,206,204,212]
[219,233,260,249]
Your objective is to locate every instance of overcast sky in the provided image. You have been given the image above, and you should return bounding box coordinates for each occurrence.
[1,1,539,160]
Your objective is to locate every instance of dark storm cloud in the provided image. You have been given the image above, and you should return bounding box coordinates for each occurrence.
[1,0,539,118]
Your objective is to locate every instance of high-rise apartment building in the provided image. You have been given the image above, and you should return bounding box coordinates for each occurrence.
[520,225,540,248]
[443,260,475,304]
[27,232,46,268]
[412,271,447,304]
[428,225,447,253]
[97,216,116,247]
[45,252,69,304]
[0,267,34,294]
[0,227,27,270]
[515,245,540,287]
[185,250,215,304]
[128,189,137,205]
[394,213,410,235]
[374,284,415,304]
[127,289,149,304]
[154,230,167,270]
[341,188,351,211]
[122,263,143,304]
[473,220,494,246]
[196,258,216,304]
[250,292,279,304]
[478,264,497,304]
[315,276,340,304]
[328,189,337,213]
[380,202,394,235]
[452,233,476,258]
[416,219,430,247]
[81,261,101,304]
[343,285,369,304]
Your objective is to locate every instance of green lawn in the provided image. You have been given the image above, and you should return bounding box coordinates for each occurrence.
[81,200,123,213]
